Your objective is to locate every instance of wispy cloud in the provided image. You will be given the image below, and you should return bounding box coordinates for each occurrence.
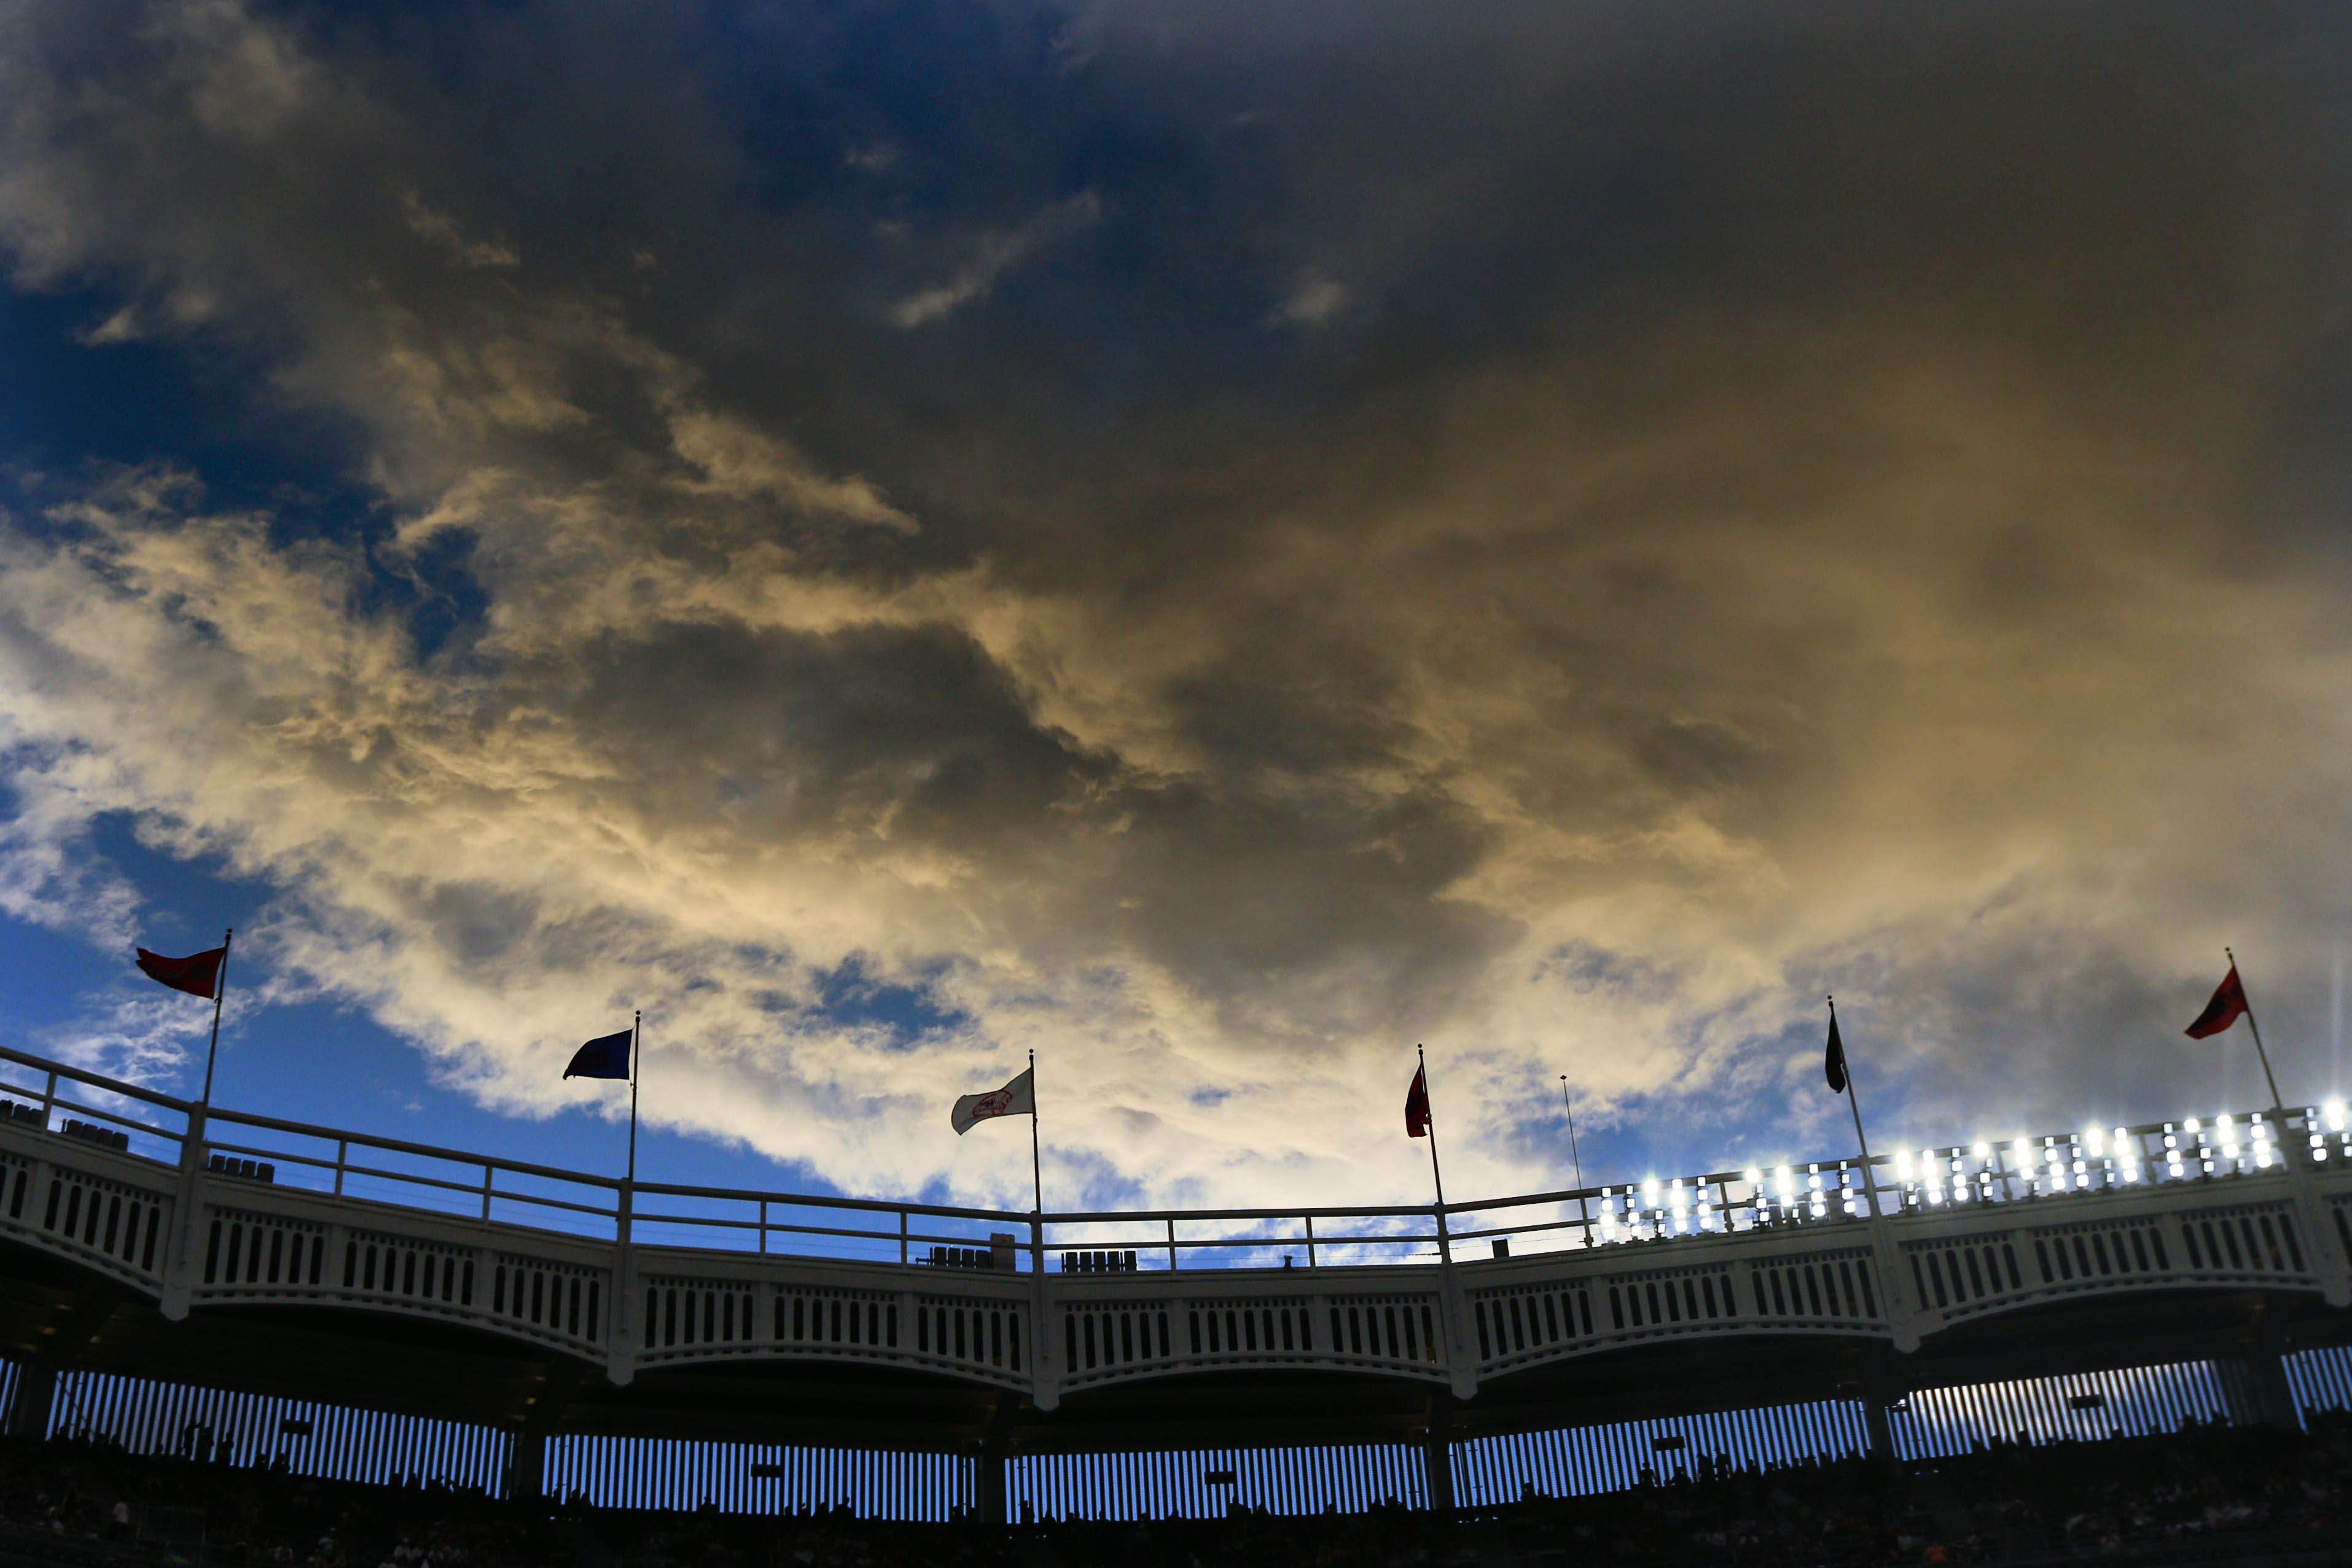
[888,192,1103,329]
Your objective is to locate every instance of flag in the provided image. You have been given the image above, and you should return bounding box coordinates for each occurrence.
[952,1067,1034,1134]
[565,1029,633,1080]
[1824,1013,1848,1093]
[2185,965,2250,1040]
[135,946,227,1000]
[1405,1066,1431,1137]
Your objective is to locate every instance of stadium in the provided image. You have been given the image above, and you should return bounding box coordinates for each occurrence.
[7,1039,2352,1564]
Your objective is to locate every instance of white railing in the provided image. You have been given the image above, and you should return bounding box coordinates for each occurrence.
[1,1044,2346,1271]
[4,1042,2351,1410]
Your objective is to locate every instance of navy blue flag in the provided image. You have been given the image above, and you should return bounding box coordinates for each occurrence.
[1824,1013,1848,1094]
[565,1029,633,1080]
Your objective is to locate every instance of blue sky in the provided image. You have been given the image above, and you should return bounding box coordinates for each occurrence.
[1,0,2350,1219]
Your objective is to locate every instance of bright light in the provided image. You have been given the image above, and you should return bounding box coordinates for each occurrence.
[1744,1167,1762,1188]
[1972,1141,1990,1160]
[1775,1165,1794,1199]
[2184,1118,2201,1134]
[2327,1100,2346,1133]
[2084,1128,2104,1157]
[1643,1177,1660,1204]
[2012,1138,2034,1169]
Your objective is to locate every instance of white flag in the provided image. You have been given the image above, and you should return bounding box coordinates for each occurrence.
[951,1066,1035,1135]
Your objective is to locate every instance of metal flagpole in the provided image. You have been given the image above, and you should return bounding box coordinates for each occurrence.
[616,1010,641,1375]
[1420,1043,1450,1254]
[2228,948,2287,1112]
[198,929,233,1107]
[1829,996,1883,1219]
[1560,1075,1590,1239]
[628,1010,641,1185]
[169,928,235,1311]
[1028,1049,1042,1215]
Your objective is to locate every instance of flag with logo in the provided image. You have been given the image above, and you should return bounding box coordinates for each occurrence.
[951,1067,1035,1134]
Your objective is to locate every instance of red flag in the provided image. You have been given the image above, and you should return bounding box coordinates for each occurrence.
[135,946,227,1000]
[2184,964,2249,1040]
[1405,1066,1431,1137]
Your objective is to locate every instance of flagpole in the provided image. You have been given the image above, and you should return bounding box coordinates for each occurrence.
[1028,1050,1042,1216]
[628,1011,641,1187]
[1560,1075,1590,1240]
[2228,948,2287,1112]
[1420,1044,1450,1260]
[1829,997,1883,1219]
[198,929,233,1109]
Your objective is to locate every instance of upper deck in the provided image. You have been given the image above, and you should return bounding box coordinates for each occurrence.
[4,1042,2348,1429]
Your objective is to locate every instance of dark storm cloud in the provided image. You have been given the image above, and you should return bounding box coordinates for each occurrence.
[0,0,2349,1204]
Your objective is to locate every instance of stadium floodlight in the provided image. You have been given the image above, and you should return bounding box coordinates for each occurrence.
[1971,1141,1990,1160]
[1774,1165,1794,1199]
[2327,1099,2348,1134]
[1643,1177,1661,1208]
[2083,1128,2104,1157]
[1894,1149,1914,1180]
[2183,1117,2201,1134]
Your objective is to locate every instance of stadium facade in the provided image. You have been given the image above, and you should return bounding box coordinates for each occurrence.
[4,1043,2351,1519]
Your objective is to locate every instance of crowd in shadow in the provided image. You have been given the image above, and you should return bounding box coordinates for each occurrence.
[5,1412,2352,1567]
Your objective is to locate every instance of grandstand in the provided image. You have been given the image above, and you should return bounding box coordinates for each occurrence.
[6,1039,2352,1549]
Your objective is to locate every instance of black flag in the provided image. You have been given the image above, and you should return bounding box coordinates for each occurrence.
[1824,1013,1848,1094]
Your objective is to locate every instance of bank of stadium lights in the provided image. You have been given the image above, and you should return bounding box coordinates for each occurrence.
[2314,1100,2349,1164]
[1577,1098,2346,1254]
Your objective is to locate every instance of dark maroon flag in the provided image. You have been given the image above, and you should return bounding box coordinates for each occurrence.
[1405,1066,1431,1138]
[2184,964,2250,1040]
[135,946,227,1000]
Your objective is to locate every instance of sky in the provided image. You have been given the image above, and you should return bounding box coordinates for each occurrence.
[1,0,2350,1219]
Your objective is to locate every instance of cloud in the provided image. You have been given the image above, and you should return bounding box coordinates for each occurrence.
[887,192,1105,329]
[0,0,2347,1212]
[1270,275,1347,329]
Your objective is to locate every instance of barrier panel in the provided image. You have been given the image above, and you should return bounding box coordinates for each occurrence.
[41,1368,510,1492]
[544,1434,974,1518]
[1891,1362,2228,1458]
[1007,1443,1428,1519]
[1450,1400,1872,1504]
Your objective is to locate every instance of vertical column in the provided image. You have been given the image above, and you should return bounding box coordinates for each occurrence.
[975,1392,1013,1523]
[1862,1379,1903,1470]
[1422,1391,1456,1516]
[2213,1351,2300,1430]
[2,1361,56,1440]
[504,1430,547,1502]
